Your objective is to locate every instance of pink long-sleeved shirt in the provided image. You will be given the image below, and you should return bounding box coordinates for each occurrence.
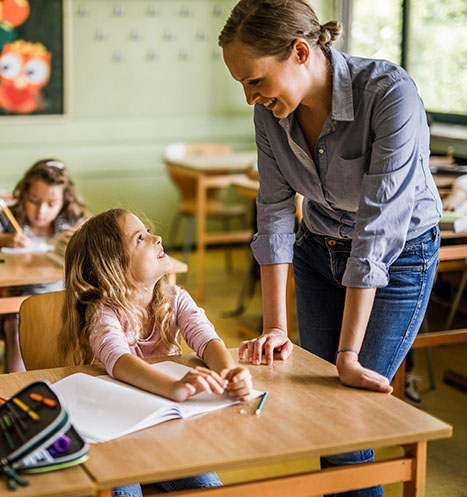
[89,286,223,376]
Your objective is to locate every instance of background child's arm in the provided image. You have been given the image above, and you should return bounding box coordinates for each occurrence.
[112,353,226,402]
[203,340,253,401]
[0,232,30,248]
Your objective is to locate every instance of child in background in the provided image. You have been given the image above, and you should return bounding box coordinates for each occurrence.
[59,208,252,496]
[442,175,467,211]
[0,159,86,372]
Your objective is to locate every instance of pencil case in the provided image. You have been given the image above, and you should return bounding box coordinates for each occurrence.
[0,380,89,490]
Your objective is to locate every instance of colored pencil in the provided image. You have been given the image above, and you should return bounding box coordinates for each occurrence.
[0,199,22,234]
[255,392,268,416]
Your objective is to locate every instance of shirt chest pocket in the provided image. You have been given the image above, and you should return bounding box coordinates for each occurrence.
[324,150,371,212]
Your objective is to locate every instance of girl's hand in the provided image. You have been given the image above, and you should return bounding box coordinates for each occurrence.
[4,232,30,248]
[170,366,227,402]
[336,352,393,394]
[221,367,252,402]
[239,328,293,365]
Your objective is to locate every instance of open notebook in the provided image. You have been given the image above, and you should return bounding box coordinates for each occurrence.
[53,361,262,443]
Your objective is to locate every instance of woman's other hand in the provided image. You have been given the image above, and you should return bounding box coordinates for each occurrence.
[239,328,293,365]
[336,352,393,394]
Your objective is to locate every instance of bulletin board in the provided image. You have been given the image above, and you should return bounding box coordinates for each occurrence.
[0,0,64,116]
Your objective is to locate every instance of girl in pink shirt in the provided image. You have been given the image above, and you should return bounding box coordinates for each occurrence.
[59,208,252,401]
[59,208,252,496]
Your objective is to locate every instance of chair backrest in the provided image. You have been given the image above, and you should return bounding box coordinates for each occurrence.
[164,142,232,207]
[19,291,66,370]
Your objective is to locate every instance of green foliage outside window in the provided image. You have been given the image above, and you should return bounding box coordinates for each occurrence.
[408,0,467,117]
[349,0,466,119]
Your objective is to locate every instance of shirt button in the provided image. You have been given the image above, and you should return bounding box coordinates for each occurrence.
[319,148,324,154]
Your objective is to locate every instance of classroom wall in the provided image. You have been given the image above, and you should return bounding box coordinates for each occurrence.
[0,0,257,242]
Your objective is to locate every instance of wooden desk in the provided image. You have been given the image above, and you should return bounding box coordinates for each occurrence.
[166,152,256,300]
[0,253,63,288]
[0,347,452,497]
[0,469,95,497]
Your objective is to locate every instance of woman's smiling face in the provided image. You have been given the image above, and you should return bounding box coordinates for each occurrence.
[223,39,309,119]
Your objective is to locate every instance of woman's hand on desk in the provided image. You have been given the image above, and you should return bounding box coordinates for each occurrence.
[171,366,227,402]
[0,232,30,248]
[336,353,393,394]
[222,367,253,401]
[239,328,293,366]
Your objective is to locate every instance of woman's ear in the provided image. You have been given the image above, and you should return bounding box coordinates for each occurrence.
[291,38,311,64]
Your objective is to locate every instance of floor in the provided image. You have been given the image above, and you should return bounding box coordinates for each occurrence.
[1,245,465,496]
[178,246,467,497]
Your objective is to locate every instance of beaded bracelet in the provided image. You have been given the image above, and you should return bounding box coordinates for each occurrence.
[337,349,359,355]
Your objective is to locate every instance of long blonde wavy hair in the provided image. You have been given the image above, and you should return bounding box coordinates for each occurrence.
[58,208,179,366]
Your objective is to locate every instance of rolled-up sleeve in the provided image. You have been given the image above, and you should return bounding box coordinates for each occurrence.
[342,78,426,288]
[251,106,297,265]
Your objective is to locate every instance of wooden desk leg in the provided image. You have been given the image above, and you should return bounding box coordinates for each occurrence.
[403,441,427,497]
[196,175,207,301]
[393,357,406,400]
[286,264,295,340]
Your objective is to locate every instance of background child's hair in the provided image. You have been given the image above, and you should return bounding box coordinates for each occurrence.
[13,158,86,225]
[59,208,178,366]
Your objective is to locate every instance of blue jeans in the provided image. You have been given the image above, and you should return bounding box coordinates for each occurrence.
[293,223,439,497]
[111,472,222,496]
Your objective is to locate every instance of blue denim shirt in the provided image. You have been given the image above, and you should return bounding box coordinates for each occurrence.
[251,48,442,288]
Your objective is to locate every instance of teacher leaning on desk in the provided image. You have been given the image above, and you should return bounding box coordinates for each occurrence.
[219,1,441,496]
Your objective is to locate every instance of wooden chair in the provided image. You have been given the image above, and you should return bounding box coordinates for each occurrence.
[19,291,66,370]
[19,291,165,495]
[164,142,248,273]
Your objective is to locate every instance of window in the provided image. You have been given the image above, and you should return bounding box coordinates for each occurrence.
[350,0,402,64]
[348,0,467,123]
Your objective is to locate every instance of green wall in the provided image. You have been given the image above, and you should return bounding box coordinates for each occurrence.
[0,0,255,242]
[0,0,346,243]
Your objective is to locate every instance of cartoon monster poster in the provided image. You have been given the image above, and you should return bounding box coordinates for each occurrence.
[0,0,63,115]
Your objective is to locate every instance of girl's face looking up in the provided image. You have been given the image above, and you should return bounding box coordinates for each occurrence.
[118,212,173,290]
[25,179,64,234]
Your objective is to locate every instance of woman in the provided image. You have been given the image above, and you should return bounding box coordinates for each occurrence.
[219,1,441,495]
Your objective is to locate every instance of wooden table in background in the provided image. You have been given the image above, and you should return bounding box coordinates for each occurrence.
[0,346,452,497]
[0,253,187,314]
[0,253,63,288]
[165,152,256,300]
